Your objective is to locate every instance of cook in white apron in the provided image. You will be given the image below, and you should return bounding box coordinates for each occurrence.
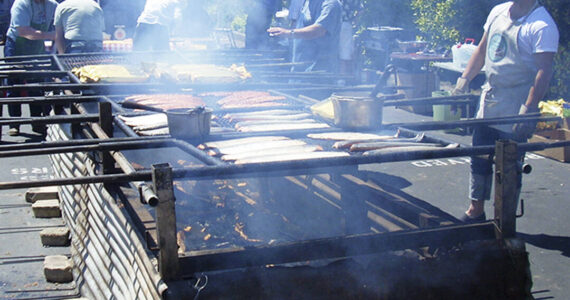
[477,1,539,132]
[470,2,540,202]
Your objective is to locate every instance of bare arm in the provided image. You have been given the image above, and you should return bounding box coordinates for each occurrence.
[524,52,555,111]
[54,25,65,54]
[16,26,55,40]
[267,23,327,40]
[461,31,488,81]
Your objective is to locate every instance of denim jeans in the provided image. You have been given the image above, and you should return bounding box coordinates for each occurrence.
[469,126,526,200]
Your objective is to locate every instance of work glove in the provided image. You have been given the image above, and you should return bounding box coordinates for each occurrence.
[450,77,469,113]
[511,104,537,141]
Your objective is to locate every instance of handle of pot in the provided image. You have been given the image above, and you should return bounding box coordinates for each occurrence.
[370,64,397,98]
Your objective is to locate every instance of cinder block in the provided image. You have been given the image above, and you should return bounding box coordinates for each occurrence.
[25,186,59,203]
[44,255,73,283]
[32,200,61,218]
[40,227,70,246]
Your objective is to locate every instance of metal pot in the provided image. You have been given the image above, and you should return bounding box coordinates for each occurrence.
[166,106,212,140]
[331,93,383,130]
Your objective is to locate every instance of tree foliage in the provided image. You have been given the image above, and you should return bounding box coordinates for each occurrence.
[411,0,459,49]
[541,0,570,99]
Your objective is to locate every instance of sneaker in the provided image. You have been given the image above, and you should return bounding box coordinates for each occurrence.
[459,212,486,224]
[8,127,19,136]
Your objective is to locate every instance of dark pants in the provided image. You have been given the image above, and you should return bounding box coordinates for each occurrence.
[4,37,50,130]
[132,23,170,51]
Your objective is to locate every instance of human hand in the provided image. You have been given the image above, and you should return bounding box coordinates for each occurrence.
[451,77,469,96]
[450,77,469,113]
[267,27,288,37]
[512,104,536,141]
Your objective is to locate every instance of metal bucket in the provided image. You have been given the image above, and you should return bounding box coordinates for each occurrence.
[166,107,212,140]
[331,93,383,130]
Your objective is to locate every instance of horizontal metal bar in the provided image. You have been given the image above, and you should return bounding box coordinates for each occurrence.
[0,139,174,158]
[0,114,99,125]
[0,136,169,151]
[0,70,69,76]
[0,140,567,190]
[386,115,561,130]
[178,222,498,274]
[0,95,102,105]
[384,94,478,106]
[0,82,337,93]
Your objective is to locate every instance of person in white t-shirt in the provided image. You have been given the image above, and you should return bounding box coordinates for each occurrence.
[132,0,186,51]
[452,0,559,223]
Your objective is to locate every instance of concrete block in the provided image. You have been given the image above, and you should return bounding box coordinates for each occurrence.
[32,200,61,218]
[40,227,70,246]
[25,186,59,203]
[44,255,73,283]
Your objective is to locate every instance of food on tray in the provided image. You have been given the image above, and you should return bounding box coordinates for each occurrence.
[159,64,251,83]
[349,142,443,152]
[234,118,318,130]
[237,122,330,133]
[307,132,396,141]
[221,145,323,162]
[224,112,312,123]
[137,127,170,136]
[332,133,425,149]
[198,136,289,150]
[234,151,349,164]
[216,91,287,109]
[122,94,205,111]
[362,143,459,156]
[207,139,308,156]
[72,64,149,83]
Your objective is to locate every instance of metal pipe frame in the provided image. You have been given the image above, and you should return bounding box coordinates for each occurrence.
[1,140,568,190]
[0,114,100,126]
[0,82,339,94]
[386,114,562,130]
[0,94,103,105]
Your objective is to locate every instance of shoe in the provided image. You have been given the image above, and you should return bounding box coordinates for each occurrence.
[459,212,486,224]
[8,127,19,136]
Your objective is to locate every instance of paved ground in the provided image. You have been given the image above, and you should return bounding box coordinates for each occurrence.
[0,104,568,299]
[0,109,78,299]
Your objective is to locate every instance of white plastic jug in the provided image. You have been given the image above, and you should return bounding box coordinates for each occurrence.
[452,38,477,69]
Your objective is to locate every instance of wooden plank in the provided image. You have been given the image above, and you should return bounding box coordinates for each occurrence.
[494,140,519,238]
[152,164,179,280]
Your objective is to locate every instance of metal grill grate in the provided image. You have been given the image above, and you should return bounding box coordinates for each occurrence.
[57,54,132,71]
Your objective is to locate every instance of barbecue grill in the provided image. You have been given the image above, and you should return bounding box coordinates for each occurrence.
[1,49,567,299]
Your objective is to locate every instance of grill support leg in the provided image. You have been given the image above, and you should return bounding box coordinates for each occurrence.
[98,102,114,174]
[152,163,180,280]
[494,140,519,238]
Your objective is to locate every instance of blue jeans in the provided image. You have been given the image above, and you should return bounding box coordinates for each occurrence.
[469,126,526,200]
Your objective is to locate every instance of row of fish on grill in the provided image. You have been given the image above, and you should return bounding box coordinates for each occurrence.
[117,91,331,135]
[196,131,458,164]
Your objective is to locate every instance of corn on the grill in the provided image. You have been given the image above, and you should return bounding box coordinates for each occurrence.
[72,64,149,83]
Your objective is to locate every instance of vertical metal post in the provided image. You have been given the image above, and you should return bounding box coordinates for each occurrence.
[152,163,179,281]
[70,104,81,138]
[98,102,114,174]
[494,140,519,238]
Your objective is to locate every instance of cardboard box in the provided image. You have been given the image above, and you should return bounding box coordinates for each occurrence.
[529,128,570,162]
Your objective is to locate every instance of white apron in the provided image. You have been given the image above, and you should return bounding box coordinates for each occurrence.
[477,2,540,132]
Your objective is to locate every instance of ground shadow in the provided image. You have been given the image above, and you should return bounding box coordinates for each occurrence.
[517,232,570,258]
